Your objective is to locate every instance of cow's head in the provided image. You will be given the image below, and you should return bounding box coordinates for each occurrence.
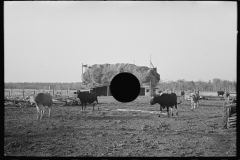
[150,95,158,105]
[76,90,82,96]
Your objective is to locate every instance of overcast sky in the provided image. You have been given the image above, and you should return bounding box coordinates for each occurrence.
[4,1,237,83]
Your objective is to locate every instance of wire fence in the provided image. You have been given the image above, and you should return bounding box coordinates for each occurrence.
[4,89,80,98]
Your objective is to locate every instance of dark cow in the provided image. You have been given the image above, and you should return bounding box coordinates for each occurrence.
[150,93,182,117]
[217,91,225,96]
[180,91,185,96]
[76,90,99,110]
[34,93,53,120]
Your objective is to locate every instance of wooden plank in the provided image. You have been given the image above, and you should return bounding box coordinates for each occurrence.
[228,116,236,120]
[229,113,236,117]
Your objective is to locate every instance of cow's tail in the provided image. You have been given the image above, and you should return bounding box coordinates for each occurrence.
[96,96,99,104]
[177,100,182,104]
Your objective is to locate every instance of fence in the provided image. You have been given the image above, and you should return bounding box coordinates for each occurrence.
[4,89,78,98]
[222,103,236,129]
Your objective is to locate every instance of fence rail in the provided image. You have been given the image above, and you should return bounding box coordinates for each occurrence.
[4,89,80,98]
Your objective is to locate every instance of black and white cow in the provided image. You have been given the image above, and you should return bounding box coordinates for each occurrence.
[217,91,225,96]
[34,93,53,120]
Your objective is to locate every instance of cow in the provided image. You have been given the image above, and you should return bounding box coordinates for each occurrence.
[150,93,182,117]
[76,90,99,110]
[34,93,53,120]
[217,91,225,96]
[189,91,200,109]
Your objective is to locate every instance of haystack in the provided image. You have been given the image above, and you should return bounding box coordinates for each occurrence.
[82,63,160,88]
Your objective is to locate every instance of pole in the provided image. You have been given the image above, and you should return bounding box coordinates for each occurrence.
[150,54,151,68]
[150,78,152,96]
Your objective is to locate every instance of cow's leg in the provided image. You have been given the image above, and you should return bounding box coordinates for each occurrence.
[40,106,45,119]
[170,107,173,116]
[158,106,162,117]
[93,103,95,110]
[175,105,178,115]
[36,105,40,120]
[48,107,51,117]
[167,107,170,117]
[40,108,45,119]
[190,102,193,110]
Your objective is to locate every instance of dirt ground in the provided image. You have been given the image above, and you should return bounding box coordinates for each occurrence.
[4,96,236,157]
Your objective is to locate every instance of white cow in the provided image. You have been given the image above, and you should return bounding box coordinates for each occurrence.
[190,90,200,109]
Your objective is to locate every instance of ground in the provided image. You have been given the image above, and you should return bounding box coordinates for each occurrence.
[4,96,236,157]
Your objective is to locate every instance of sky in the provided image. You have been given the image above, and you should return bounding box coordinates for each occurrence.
[4,1,237,83]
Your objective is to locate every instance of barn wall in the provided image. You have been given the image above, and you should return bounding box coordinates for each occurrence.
[91,86,144,96]
[139,88,145,96]
[91,86,108,96]
[145,88,151,96]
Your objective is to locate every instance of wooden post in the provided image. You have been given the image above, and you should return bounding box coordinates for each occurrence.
[23,89,24,97]
[34,90,35,95]
[9,90,10,97]
[107,85,109,96]
[10,88,12,97]
[53,90,54,96]
[150,78,152,97]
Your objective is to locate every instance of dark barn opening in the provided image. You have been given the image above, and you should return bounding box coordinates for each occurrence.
[91,85,112,96]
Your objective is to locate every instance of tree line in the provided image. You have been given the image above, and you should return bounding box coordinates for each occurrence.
[158,78,236,92]
[4,78,236,92]
[4,82,86,90]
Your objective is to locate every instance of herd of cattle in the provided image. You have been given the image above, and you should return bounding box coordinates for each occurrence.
[4,90,236,120]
